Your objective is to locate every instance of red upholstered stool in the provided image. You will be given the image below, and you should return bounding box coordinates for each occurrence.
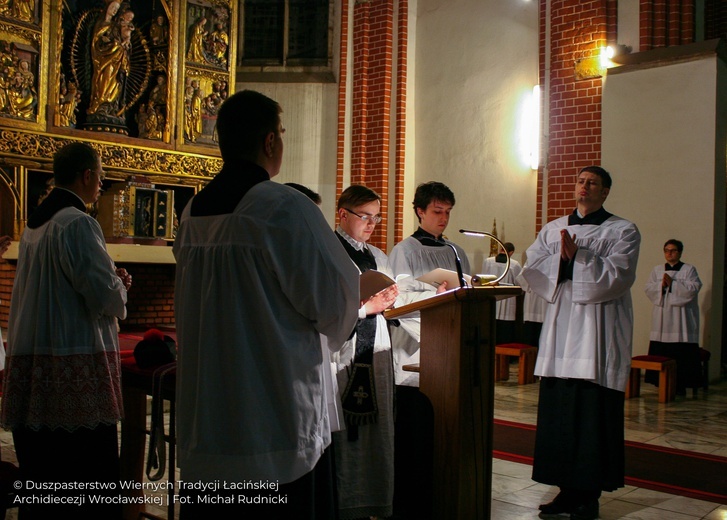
[626,355,677,403]
[495,343,537,385]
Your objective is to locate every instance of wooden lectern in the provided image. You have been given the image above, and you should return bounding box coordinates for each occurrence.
[385,286,521,520]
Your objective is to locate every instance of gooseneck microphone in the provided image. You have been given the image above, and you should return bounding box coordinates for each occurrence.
[419,236,467,289]
[459,229,511,286]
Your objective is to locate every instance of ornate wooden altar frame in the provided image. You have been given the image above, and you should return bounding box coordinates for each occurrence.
[0,0,236,239]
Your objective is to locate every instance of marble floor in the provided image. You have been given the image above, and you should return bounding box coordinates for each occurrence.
[490,371,727,519]
[0,371,725,519]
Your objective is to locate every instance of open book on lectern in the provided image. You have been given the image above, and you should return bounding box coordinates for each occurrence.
[360,269,396,301]
[416,268,472,289]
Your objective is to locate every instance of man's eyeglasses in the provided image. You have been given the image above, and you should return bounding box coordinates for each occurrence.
[664,248,680,253]
[343,208,382,224]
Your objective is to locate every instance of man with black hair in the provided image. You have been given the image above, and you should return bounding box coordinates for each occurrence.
[387,181,469,520]
[388,181,470,384]
[2,142,131,519]
[173,90,359,518]
[522,166,640,520]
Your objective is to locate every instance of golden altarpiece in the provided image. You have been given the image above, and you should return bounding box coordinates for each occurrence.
[0,0,237,243]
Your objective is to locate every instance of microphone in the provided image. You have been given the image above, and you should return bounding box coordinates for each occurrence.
[418,237,467,288]
[459,229,511,286]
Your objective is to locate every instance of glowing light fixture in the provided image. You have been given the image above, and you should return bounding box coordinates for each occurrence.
[520,85,541,170]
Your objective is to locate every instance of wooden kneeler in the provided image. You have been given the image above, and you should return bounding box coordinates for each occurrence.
[626,355,677,403]
[494,343,537,385]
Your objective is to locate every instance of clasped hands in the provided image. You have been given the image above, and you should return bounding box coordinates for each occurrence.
[560,229,578,261]
[116,267,133,291]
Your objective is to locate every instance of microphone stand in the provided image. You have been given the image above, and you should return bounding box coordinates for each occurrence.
[459,229,511,286]
[419,236,467,288]
[445,243,467,289]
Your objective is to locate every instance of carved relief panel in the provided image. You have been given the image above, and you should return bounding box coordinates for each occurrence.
[0,1,48,131]
[0,0,237,238]
[179,0,235,152]
[53,0,175,141]
[44,0,235,152]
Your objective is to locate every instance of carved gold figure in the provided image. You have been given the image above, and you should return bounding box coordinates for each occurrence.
[87,2,134,116]
[186,16,207,63]
[13,0,34,23]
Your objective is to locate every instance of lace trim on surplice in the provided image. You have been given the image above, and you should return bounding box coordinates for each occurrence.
[1,351,123,432]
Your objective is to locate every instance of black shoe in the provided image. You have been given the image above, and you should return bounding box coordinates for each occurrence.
[570,499,599,520]
[538,495,573,516]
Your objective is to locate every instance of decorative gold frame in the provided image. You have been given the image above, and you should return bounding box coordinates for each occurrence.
[0,0,236,239]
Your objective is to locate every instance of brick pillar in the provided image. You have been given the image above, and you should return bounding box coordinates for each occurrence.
[393,0,408,244]
[337,1,408,251]
[544,0,607,222]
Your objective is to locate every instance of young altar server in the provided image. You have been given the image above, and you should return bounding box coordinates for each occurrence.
[332,184,398,519]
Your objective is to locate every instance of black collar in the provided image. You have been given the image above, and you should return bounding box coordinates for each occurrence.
[412,227,446,247]
[191,160,270,217]
[27,188,87,229]
[567,206,612,226]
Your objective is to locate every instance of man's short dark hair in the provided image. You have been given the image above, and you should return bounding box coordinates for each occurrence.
[412,182,455,221]
[664,239,684,253]
[53,142,99,187]
[338,185,381,210]
[503,242,515,254]
[286,183,321,205]
[578,166,612,189]
[216,90,282,163]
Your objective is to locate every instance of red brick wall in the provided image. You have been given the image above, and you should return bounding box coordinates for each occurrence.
[640,0,694,51]
[541,1,696,227]
[118,263,176,326]
[393,0,408,244]
[0,260,175,331]
[338,0,407,253]
[543,0,609,222]
[350,0,394,251]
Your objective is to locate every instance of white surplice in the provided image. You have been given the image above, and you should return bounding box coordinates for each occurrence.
[644,263,701,343]
[173,181,360,485]
[330,239,395,519]
[521,214,641,392]
[388,235,471,385]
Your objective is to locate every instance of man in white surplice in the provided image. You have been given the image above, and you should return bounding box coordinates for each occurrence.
[522,166,640,520]
[644,239,702,394]
[331,185,399,520]
[173,90,359,519]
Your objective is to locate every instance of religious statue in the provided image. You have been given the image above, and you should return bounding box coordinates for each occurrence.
[87,2,134,117]
[150,15,168,47]
[209,22,229,66]
[148,74,167,108]
[6,68,36,119]
[57,80,81,127]
[145,105,163,140]
[184,79,203,143]
[186,16,208,63]
[12,0,34,23]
